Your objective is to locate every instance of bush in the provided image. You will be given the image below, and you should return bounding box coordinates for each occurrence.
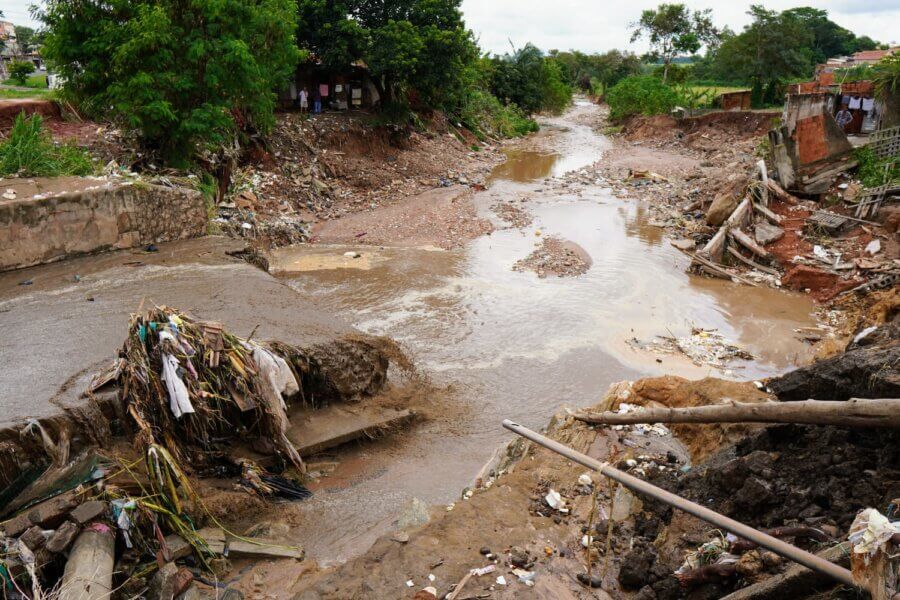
[458,89,537,139]
[606,76,681,120]
[0,113,94,177]
[854,146,900,188]
[7,61,36,86]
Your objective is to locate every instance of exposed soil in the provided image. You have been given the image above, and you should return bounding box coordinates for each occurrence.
[513,236,592,278]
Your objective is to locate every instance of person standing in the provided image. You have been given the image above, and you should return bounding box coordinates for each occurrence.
[299,87,309,115]
[835,104,853,131]
[313,87,322,114]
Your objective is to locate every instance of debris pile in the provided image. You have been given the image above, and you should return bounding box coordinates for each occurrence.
[513,236,591,278]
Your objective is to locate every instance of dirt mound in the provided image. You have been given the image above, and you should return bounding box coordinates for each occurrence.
[608,377,772,462]
[621,111,777,145]
[0,99,61,129]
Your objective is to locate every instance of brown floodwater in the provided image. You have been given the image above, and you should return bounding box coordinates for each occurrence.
[268,101,819,565]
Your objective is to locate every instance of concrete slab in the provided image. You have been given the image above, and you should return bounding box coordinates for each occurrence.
[287,405,415,456]
[0,237,353,428]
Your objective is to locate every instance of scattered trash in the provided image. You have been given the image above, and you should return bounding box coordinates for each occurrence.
[865,239,882,256]
[545,489,565,511]
[496,575,507,585]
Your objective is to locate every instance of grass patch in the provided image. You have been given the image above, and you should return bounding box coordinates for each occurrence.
[0,113,95,177]
[0,87,50,99]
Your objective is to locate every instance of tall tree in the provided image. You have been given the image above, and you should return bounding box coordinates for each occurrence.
[630,3,719,82]
[782,7,854,63]
[296,1,365,70]
[40,0,300,164]
[713,6,814,94]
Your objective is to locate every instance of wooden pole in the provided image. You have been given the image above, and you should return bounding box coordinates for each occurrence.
[573,398,900,429]
[501,420,858,589]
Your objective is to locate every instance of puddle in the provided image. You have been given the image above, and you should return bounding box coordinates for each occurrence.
[272,101,819,565]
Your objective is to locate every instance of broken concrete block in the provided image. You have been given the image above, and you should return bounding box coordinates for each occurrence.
[20,525,47,551]
[69,500,107,525]
[46,521,80,553]
[148,562,180,600]
[1,513,32,537]
[754,223,784,246]
[27,492,78,528]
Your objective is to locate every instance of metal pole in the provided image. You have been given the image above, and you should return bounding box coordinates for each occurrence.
[502,419,857,589]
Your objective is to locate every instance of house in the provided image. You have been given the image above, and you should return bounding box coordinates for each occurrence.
[0,20,44,77]
[716,90,751,111]
[281,60,381,111]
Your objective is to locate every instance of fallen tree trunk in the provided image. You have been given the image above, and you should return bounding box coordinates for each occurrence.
[60,528,115,600]
[766,180,799,204]
[574,398,900,428]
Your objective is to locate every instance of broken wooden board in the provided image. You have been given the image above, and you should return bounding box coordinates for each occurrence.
[730,229,771,260]
[163,527,226,560]
[727,246,780,276]
[226,538,304,560]
[808,211,849,233]
[753,202,783,225]
[287,406,415,457]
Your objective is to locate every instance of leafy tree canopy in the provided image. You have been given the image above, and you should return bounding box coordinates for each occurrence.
[630,3,719,82]
[40,0,300,164]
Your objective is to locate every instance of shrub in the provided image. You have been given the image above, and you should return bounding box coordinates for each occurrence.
[0,113,94,177]
[458,89,537,140]
[7,61,35,86]
[854,146,900,189]
[606,76,681,120]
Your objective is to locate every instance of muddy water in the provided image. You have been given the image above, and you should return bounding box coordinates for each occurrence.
[271,101,818,565]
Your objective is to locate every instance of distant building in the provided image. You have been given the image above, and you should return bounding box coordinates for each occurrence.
[0,20,45,78]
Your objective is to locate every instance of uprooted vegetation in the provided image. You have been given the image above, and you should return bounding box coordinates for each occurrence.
[0,304,422,598]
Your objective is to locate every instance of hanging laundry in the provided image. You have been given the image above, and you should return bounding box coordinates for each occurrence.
[842,95,851,106]
[319,84,329,97]
[335,84,343,93]
[862,98,875,111]
[849,96,862,110]
[352,88,362,99]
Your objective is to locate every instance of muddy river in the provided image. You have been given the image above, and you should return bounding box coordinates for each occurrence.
[269,101,819,565]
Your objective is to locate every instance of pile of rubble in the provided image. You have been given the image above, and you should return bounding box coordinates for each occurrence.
[513,236,591,278]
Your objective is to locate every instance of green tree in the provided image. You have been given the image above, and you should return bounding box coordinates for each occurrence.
[296,1,365,70]
[14,26,37,52]
[489,44,571,114]
[8,61,35,86]
[630,3,719,82]
[781,7,854,64]
[40,0,300,164]
[606,75,680,120]
[713,5,813,102]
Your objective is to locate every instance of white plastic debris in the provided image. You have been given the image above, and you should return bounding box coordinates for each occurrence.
[344,251,362,258]
[545,489,565,511]
[514,569,536,584]
[427,574,435,582]
[853,326,878,345]
[496,575,507,585]
[406,580,414,587]
[865,239,882,256]
[578,473,593,486]
[813,245,829,260]
[471,565,496,576]
[848,508,900,562]
[241,222,253,230]
[581,535,594,548]
[2,188,16,200]
[159,333,194,419]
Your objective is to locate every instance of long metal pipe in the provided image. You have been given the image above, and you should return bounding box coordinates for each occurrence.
[502,419,857,588]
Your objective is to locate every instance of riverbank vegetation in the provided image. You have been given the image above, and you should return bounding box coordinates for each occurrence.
[0,113,93,177]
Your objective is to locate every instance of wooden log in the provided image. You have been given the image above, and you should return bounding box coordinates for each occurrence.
[766,179,799,204]
[730,229,771,260]
[60,528,115,600]
[574,398,900,428]
[684,250,760,287]
[727,246,779,276]
[700,198,752,263]
[753,202,783,224]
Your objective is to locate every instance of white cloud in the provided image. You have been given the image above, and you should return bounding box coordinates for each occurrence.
[461,0,900,55]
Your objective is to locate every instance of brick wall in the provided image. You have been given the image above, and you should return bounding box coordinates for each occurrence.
[0,181,207,271]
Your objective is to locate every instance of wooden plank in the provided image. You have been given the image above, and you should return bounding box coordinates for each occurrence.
[287,406,415,457]
[730,229,771,260]
[727,246,780,276]
[701,198,751,263]
[227,538,304,560]
[682,249,760,287]
[766,180,799,204]
[753,202,783,224]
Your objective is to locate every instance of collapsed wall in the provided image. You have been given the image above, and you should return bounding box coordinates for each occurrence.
[0,178,207,271]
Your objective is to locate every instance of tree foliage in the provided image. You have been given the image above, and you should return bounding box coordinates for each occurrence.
[8,61,35,86]
[549,49,642,94]
[630,3,718,82]
[487,44,571,115]
[40,0,300,164]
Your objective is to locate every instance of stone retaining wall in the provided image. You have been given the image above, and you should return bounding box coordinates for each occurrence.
[0,181,207,271]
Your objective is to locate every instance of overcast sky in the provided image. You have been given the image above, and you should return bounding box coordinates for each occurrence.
[4,0,899,54]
